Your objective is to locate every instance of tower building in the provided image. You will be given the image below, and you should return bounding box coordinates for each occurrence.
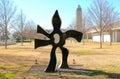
[76,5,82,32]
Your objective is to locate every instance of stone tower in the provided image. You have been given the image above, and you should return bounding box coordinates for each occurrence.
[76,5,82,32]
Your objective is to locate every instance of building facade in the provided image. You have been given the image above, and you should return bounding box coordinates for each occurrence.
[88,21,120,42]
[76,5,82,32]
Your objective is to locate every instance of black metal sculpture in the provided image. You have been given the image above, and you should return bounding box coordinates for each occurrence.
[35,10,83,72]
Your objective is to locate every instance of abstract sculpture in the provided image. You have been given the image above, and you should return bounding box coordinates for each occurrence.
[35,10,83,72]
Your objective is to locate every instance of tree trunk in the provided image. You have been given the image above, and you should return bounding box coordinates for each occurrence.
[110,31,113,46]
[5,38,7,49]
[87,34,89,43]
[21,34,23,46]
[5,26,7,49]
[100,31,102,48]
[82,34,85,45]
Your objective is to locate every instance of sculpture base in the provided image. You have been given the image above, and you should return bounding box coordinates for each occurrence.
[27,64,92,74]
[27,65,47,73]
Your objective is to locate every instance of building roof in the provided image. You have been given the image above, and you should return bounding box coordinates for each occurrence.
[77,5,82,11]
[87,21,120,33]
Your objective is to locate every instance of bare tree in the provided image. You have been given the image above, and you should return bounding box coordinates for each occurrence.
[88,0,111,48]
[0,0,16,49]
[66,19,76,43]
[104,6,119,46]
[14,10,26,45]
[24,20,36,41]
[67,18,76,30]
[82,12,92,44]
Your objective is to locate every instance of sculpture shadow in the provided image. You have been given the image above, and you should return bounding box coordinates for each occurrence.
[58,67,120,78]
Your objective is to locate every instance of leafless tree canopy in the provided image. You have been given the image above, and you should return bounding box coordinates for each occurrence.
[23,20,36,39]
[14,10,27,45]
[0,0,16,48]
[88,0,119,48]
[82,12,92,44]
[13,10,37,45]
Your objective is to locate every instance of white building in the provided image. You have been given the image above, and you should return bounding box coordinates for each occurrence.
[87,21,120,42]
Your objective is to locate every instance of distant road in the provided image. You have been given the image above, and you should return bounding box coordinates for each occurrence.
[0,41,16,46]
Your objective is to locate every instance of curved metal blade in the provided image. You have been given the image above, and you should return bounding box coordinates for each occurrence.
[37,25,50,38]
[59,47,69,69]
[45,47,57,72]
[35,39,51,49]
[52,10,61,29]
[65,30,83,42]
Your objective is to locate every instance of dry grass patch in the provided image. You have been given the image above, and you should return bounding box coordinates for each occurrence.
[0,41,120,78]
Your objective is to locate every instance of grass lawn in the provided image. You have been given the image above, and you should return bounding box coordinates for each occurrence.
[0,40,120,79]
